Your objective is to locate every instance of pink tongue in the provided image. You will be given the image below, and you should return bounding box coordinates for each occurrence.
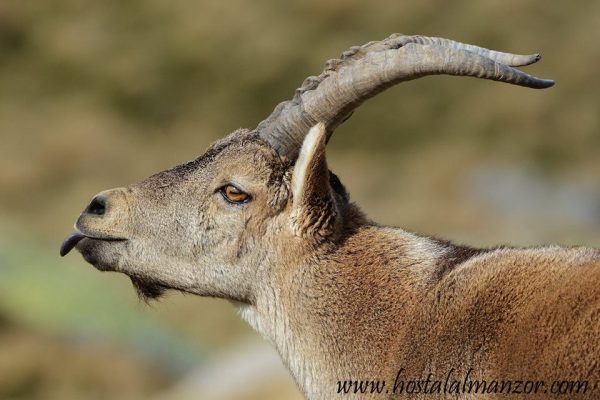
[60,232,86,257]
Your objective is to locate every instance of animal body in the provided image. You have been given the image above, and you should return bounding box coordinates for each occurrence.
[61,34,599,399]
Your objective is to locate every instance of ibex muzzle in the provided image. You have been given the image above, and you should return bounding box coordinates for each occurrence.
[62,35,600,400]
[61,189,129,264]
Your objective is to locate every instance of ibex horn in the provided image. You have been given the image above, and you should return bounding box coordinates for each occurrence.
[257,34,554,159]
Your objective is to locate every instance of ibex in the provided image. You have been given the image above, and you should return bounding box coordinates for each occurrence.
[61,34,599,399]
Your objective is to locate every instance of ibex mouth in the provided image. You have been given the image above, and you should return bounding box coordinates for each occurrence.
[60,232,86,257]
[60,231,127,257]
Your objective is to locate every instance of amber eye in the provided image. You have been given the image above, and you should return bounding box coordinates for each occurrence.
[220,184,251,204]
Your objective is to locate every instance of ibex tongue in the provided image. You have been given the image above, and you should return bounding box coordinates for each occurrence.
[60,232,86,257]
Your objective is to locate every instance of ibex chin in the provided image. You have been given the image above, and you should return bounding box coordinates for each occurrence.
[61,34,599,399]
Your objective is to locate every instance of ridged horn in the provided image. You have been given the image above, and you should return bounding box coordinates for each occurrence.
[256,34,554,159]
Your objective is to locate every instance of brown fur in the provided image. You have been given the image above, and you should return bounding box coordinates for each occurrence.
[273,218,599,398]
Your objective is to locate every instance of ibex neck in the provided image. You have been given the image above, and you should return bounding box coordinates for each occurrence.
[240,222,483,399]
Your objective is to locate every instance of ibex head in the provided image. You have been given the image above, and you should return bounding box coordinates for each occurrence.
[61,35,553,302]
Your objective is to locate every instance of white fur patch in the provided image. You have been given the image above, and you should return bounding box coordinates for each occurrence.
[292,123,326,200]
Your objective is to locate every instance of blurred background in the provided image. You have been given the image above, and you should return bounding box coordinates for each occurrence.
[0,0,598,399]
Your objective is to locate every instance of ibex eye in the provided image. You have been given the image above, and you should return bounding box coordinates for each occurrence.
[220,184,251,204]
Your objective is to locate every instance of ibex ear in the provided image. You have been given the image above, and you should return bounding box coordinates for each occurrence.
[290,123,338,239]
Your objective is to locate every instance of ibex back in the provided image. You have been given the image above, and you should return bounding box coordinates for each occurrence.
[61,34,599,399]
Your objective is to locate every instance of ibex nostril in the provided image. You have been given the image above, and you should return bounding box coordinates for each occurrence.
[86,195,107,216]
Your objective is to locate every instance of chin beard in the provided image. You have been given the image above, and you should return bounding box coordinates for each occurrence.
[129,275,167,302]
